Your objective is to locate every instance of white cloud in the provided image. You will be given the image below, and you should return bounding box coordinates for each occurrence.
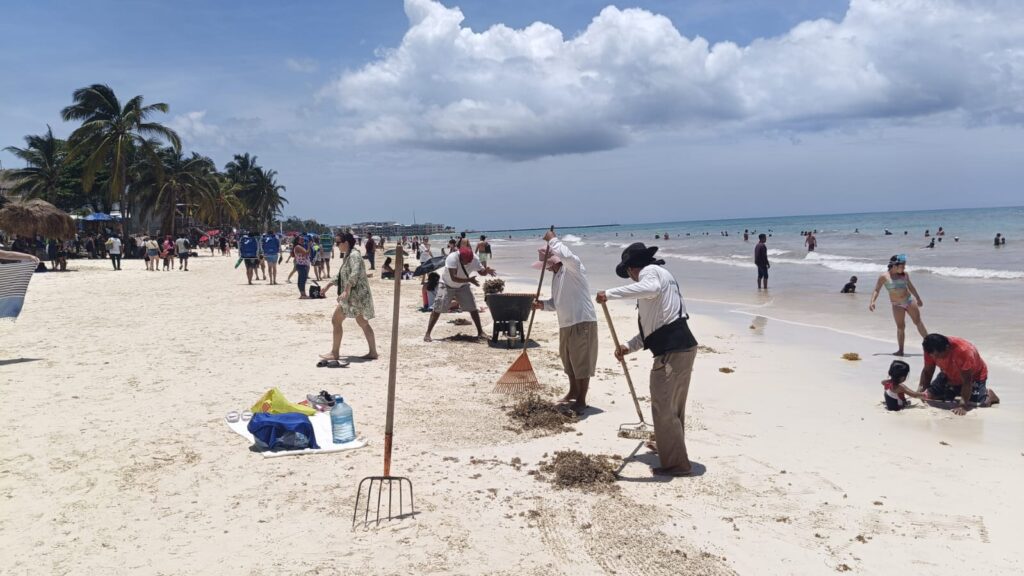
[169,111,270,154]
[286,57,320,73]
[317,0,1024,159]
[169,110,226,147]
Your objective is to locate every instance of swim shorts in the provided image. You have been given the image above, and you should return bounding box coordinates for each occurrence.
[926,372,988,404]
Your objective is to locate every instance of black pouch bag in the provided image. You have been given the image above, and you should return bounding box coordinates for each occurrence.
[641,316,698,356]
[637,274,698,356]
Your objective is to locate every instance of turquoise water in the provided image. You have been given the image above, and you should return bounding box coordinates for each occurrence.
[455,206,1024,374]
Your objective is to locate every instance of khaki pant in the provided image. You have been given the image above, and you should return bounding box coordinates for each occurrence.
[649,347,697,470]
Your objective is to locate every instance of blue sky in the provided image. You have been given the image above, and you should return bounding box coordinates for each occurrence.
[2,0,1021,229]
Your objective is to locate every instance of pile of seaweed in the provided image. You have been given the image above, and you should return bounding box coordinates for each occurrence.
[537,450,619,492]
[483,278,506,294]
[506,394,577,433]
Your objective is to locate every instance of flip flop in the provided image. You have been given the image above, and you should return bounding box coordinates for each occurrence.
[225,410,240,423]
[316,359,333,367]
[327,360,349,368]
[240,410,253,422]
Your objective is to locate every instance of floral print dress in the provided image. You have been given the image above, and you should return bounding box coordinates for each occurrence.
[336,247,374,319]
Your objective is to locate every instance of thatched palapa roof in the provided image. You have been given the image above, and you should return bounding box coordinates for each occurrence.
[0,199,76,239]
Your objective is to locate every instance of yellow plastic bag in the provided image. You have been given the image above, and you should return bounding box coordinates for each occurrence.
[251,387,316,416]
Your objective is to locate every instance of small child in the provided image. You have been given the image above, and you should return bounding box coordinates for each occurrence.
[421,272,440,312]
[841,275,857,293]
[882,359,921,411]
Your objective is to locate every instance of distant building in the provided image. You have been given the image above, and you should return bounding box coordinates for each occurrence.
[349,221,452,237]
[0,170,21,204]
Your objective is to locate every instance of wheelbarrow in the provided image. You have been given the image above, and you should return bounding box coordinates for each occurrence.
[484,293,534,348]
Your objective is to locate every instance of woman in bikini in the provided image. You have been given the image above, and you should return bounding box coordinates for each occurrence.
[869,254,928,356]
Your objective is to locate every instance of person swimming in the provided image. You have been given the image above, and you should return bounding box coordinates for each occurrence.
[869,254,928,356]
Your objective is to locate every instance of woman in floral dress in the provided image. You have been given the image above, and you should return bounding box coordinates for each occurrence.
[321,231,378,362]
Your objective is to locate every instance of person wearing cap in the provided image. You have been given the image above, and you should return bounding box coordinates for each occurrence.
[423,245,496,342]
[533,229,598,415]
[596,243,699,477]
[869,254,927,356]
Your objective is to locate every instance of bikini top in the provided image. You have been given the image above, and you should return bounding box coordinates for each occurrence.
[884,273,908,293]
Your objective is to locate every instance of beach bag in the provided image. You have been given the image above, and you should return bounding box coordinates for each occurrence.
[251,387,316,416]
[308,281,323,299]
[247,412,319,451]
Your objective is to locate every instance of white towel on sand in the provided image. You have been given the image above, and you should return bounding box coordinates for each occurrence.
[226,411,367,458]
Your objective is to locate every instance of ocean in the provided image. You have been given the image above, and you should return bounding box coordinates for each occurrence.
[447,206,1024,374]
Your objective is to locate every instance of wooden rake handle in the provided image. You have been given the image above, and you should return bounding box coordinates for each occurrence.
[600,301,646,423]
[383,246,403,476]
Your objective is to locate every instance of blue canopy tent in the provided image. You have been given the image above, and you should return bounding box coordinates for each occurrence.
[82,213,116,221]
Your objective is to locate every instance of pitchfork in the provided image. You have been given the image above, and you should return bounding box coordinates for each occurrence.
[353,246,415,528]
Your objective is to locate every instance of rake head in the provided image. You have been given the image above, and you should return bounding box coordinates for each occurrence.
[617,421,655,440]
[494,350,542,394]
[353,475,415,528]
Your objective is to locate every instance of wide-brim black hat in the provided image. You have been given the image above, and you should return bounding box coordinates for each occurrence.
[615,242,659,278]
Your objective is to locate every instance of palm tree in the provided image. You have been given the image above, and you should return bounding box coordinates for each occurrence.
[224,153,259,185]
[135,147,219,236]
[3,126,67,206]
[247,167,287,231]
[196,175,245,230]
[61,84,180,233]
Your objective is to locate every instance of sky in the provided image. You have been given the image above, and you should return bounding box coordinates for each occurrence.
[1,0,1022,230]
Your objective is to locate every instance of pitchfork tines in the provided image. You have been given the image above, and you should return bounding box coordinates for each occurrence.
[353,473,415,528]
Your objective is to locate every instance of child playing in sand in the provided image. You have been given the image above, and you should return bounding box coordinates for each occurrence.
[882,360,922,411]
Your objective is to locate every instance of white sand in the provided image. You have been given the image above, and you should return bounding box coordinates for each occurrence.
[1,254,1021,575]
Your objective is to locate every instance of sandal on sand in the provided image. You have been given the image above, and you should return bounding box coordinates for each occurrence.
[240,410,253,422]
[327,360,349,368]
[225,410,240,423]
[316,359,332,367]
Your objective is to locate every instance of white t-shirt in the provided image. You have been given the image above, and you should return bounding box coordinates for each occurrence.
[108,238,121,255]
[442,251,483,288]
[539,238,597,328]
[605,265,688,353]
[175,238,188,253]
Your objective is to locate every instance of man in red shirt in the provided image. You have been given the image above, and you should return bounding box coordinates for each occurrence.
[918,333,1000,415]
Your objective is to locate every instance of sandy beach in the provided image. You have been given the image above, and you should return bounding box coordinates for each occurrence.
[2,251,1022,575]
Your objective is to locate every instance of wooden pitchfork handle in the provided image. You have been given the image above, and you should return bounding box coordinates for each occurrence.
[523,226,554,347]
[601,301,646,423]
[383,245,403,476]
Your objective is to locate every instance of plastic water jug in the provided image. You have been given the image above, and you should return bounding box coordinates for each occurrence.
[330,396,355,444]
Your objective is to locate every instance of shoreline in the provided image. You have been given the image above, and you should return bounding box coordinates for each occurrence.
[2,254,1021,575]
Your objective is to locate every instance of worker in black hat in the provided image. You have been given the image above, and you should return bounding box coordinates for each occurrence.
[596,243,698,477]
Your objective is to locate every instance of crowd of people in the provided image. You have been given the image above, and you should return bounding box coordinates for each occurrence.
[747,226,1002,417]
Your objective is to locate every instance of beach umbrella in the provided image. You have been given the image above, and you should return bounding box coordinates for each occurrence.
[82,212,114,222]
[412,256,446,277]
[0,199,76,239]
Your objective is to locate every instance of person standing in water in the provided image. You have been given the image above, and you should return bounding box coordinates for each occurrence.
[754,233,770,290]
[869,254,927,356]
[804,231,817,252]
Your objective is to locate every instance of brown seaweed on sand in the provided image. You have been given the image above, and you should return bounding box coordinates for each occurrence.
[841,352,861,361]
[506,394,577,432]
[538,450,620,492]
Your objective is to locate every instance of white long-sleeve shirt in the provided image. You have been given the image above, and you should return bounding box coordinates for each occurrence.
[540,238,597,328]
[604,265,688,353]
